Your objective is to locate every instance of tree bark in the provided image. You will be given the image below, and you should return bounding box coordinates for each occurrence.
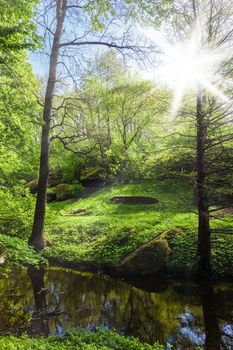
[29,0,67,250]
[196,88,211,275]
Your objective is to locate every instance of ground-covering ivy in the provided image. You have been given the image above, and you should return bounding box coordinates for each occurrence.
[42,180,233,276]
[0,328,163,350]
[1,180,233,276]
[0,234,46,275]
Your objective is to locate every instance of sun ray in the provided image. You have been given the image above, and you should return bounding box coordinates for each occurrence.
[169,76,186,119]
[161,28,229,117]
[141,23,229,117]
[196,75,230,105]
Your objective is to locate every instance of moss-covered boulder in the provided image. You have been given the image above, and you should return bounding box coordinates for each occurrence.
[119,237,171,276]
[26,179,38,194]
[56,182,84,201]
[80,166,104,183]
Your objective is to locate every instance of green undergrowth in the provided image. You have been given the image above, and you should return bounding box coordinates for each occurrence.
[0,328,163,350]
[0,234,46,276]
[1,180,233,276]
[44,180,198,269]
[211,234,233,275]
[43,180,233,275]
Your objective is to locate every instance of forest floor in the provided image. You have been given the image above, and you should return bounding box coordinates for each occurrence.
[42,180,233,277]
[1,180,233,277]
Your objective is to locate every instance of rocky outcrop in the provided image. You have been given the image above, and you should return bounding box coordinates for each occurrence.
[80,166,104,183]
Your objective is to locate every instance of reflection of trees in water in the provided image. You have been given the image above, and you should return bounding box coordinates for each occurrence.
[45,270,164,340]
[44,271,204,344]
[201,282,221,350]
[27,266,49,336]
[29,266,46,313]
[44,272,233,349]
[0,268,233,348]
[43,270,166,339]
[0,270,33,333]
[168,282,232,350]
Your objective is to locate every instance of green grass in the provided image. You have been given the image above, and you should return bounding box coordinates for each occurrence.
[43,180,233,275]
[43,180,198,269]
[0,328,163,350]
[1,179,233,276]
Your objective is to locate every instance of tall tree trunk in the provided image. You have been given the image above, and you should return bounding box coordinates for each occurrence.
[196,88,211,275]
[29,0,67,250]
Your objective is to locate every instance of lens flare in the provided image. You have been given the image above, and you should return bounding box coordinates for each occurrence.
[142,24,230,118]
[161,27,229,117]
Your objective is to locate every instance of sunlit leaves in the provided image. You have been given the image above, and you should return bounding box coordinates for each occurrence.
[0,0,40,62]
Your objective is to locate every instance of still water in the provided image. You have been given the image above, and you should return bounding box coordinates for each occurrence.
[0,267,233,349]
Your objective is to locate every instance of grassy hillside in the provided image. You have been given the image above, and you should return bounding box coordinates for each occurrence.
[43,181,196,269]
[0,180,233,276]
[43,180,233,275]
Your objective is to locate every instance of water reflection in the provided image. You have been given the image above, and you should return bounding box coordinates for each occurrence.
[27,266,49,336]
[201,282,221,350]
[0,267,233,349]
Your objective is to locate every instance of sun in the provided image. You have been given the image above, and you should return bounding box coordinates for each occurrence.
[160,27,229,117]
[161,32,202,89]
[141,25,229,118]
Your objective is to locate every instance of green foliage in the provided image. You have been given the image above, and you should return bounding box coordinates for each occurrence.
[166,231,198,273]
[50,141,86,184]
[56,182,84,201]
[0,59,40,236]
[0,234,46,275]
[0,328,163,350]
[211,234,233,275]
[126,0,173,26]
[0,0,40,62]
[0,0,40,238]
[0,59,40,237]
[50,52,162,184]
